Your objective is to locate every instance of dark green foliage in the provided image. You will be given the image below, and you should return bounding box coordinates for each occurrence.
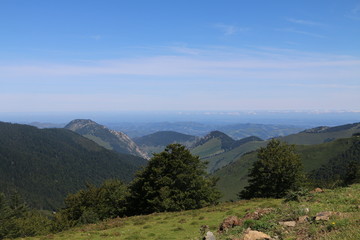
[309,137,360,187]
[55,179,129,228]
[0,192,52,239]
[0,121,146,210]
[344,161,360,185]
[128,144,221,214]
[239,139,304,199]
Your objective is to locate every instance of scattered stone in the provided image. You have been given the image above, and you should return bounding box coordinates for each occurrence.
[241,228,272,240]
[315,211,334,221]
[218,216,241,233]
[298,215,309,223]
[203,231,216,240]
[278,221,296,227]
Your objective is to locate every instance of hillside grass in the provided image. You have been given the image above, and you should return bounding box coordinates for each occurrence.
[214,137,359,201]
[15,184,360,240]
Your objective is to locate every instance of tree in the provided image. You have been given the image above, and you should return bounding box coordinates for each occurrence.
[344,161,360,185]
[128,144,221,214]
[239,139,303,199]
[56,179,129,228]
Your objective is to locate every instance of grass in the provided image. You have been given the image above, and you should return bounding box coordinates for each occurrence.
[14,184,360,240]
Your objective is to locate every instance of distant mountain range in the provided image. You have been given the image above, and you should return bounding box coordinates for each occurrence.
[108,122,307,139]
[65,119,149,159]
[0,121,147,210]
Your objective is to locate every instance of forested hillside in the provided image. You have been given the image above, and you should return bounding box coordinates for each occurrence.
[0,122,147,210]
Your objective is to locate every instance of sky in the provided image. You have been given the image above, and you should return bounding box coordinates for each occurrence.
[1,0,360,113]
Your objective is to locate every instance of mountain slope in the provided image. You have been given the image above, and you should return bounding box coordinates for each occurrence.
[218,123,306,140]
[191,131,263,172]
[214,136,360,201]
[0,122,147,209]
[65,119,149,159]
[279,122,360,145]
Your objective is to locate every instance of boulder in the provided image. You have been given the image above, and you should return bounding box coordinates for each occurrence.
[203,231,216,240]
[278,221,296,227]
[240,228,272,240]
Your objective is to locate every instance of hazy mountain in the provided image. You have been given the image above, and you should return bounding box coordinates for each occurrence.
[218,123,305,140]
[0,121,147,209]
[65,119,149,159]
[108,121,308,139]
[134,131,198,156]
[134,131,197,146]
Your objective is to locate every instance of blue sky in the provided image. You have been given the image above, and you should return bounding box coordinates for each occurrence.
[1,0,360,113]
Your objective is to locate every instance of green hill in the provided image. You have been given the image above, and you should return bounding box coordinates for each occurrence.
[214,136,360,201]
[279,122,360,145]
[17,184,360,240]
[191,131,263,172]
[0,122,147,210]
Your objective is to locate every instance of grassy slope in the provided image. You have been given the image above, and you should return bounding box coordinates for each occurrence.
[191,138,223,158]
[20,184,360,240]
[214,137,358,201]
[280,126,360,145]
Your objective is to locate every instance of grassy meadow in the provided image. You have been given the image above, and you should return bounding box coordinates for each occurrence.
[15,184,360,240]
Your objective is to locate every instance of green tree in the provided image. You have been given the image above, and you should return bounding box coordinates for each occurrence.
[344,161,360,185]
[239,139,303,199]
[128,144,221,214]
[55,179,129,228]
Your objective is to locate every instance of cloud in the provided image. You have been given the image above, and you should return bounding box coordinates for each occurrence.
[347,4,360,20]
[286,18,324,26]
[1,48,359,83]
[214,24,245,35]
[276,28,325,38]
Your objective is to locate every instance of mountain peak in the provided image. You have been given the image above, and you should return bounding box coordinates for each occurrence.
[64,119,149,159]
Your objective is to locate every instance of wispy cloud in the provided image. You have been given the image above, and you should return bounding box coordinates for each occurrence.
[346,4,360,20]
[1,48,359,83]
[214,24,246,36]
[286,18,324,26]
[277,28,325,38]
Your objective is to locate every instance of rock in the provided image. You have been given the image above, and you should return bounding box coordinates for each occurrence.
[218,216,241,232]
[203,231,216,240]
[241,228,272,240]
[243,208,274,220]
[312,188,324,193]
[303,207,310,214]
[315,211,334,221]
[278,221,296,227]
[298,215,309,223]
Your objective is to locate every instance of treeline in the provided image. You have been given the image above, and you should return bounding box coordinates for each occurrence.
[309,136,360,187]
[0,144,220,239]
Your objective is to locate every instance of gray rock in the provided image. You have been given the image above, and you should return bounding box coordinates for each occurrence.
[203,231,216,240]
